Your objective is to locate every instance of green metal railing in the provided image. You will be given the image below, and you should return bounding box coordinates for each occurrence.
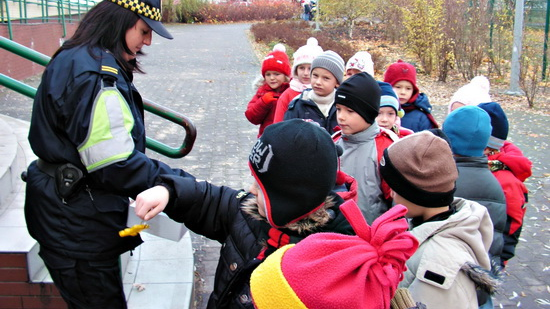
[0,36,197,158]
[1,0,100,39]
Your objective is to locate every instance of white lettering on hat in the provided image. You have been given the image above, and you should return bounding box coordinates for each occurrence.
[337,94,347,99]
[249,141,274,173]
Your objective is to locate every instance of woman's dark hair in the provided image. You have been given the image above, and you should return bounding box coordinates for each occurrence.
[52,1,143,73]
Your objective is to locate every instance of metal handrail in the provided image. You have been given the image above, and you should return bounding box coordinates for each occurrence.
[1,0,100,39]
[0,36,197,159]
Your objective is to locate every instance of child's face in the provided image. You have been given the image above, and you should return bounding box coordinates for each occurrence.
[344,68,362,80]
[295,64,312,85]
[449,102,465,112]
[336,103,370,135]
[264,71,287,91]
[249,181,267,218]
[311,67,340,97]
[376,107,398,130]
[392,80,414,104]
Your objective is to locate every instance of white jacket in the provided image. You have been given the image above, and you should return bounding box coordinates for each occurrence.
[399,198,496,309]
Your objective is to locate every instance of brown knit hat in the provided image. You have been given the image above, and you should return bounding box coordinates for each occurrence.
[379,131,458,207]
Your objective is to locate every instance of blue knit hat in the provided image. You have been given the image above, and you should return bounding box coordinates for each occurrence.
[478,102,509,150]
[377,81,401,113]
[442,106,492,157]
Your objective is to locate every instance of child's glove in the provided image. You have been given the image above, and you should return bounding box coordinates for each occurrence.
[261,92,279,105]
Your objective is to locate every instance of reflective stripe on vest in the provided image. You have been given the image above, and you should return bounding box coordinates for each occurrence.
[78,85,135,172]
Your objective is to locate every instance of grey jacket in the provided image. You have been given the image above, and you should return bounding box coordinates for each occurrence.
[335,122,390,224]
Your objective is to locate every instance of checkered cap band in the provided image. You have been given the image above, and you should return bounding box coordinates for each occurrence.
[111,0,162,21]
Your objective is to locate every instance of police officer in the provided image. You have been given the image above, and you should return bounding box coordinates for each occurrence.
[24,1,190,308]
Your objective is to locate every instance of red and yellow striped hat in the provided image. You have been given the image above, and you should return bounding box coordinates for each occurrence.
[250,202,418,309]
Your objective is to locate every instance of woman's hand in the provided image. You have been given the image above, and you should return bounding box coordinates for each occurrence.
[134,185,169,221]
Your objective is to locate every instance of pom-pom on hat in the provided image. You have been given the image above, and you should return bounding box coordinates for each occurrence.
[248,119,339,228]
[345,51,375,76]
[383,60,419,103]
[443,105,492,157]
[261,43,291,77]
[335,72,381,124]
[478,102,509,150]
[250,201,419,309]
[311,50,345,85]
[448,75,492,113]
[109,0,173,39]
[379,131,458,207]
[292,37,324,76]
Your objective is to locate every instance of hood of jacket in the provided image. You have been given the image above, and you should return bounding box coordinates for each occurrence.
[405,198,497,292]
[241,192,353,237]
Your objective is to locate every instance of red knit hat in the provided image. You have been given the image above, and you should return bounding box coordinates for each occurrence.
[250,201,419,309]
[261,44,291,77]
[383,60,419,103]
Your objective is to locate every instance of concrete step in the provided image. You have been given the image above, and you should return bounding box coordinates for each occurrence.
[0,114,194,309]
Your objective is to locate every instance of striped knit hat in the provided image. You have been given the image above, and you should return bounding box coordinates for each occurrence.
[250,201,418,309]
[311,50,345,84]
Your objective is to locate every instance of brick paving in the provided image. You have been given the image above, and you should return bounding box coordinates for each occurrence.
[1,22,548,309]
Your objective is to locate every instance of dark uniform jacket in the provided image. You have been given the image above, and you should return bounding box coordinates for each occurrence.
[159,174,354,309]
[25,46,190,261]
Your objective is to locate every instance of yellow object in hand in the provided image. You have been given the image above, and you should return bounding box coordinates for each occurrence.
[119,224,150,237]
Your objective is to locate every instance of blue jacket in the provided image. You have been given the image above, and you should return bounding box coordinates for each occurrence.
[401,93,437,132]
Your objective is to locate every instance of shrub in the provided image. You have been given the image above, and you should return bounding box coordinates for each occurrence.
[196,0,301,23]
[251,21,354,61]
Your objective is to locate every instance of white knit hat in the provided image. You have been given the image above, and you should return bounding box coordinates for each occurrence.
[292,37,323,76]
[345,51,374,76]
[448,75,492,113]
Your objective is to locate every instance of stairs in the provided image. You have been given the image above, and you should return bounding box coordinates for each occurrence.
[0,114,194,309]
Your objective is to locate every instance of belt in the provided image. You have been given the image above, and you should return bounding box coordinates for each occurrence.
[36,159,62,178]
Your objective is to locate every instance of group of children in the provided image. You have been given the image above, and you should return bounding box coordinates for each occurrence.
[133,39,532,309]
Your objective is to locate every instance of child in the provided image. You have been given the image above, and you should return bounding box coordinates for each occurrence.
[134,120,355,309]
[448,75,492,113]
[332,72,398,224]
[284,50,345,134]
[273,37,323,123]
[443,105,507,266]
[376,81,413,138]
[250,202,419,309]
[344,51,375,80]
[478,102,532,267]
[245,44,291,136]
[379,131,499,308]
[383,60,438,132]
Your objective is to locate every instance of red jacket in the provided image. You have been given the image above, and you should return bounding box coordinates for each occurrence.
[273,87,302,123]
[488,141,532,234]
[245,82,290,136]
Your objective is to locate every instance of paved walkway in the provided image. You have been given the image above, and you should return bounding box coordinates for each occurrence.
[1,23,549,308]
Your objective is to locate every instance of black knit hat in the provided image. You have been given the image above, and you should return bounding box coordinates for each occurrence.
[335,72,381,124]
[248,119,338,228]
[379,131,458,207]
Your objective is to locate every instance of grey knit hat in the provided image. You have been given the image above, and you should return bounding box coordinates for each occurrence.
[311,50,345,85]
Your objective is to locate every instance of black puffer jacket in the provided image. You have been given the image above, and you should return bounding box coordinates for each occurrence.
[454,156,507,266]
[159,174,354,309]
